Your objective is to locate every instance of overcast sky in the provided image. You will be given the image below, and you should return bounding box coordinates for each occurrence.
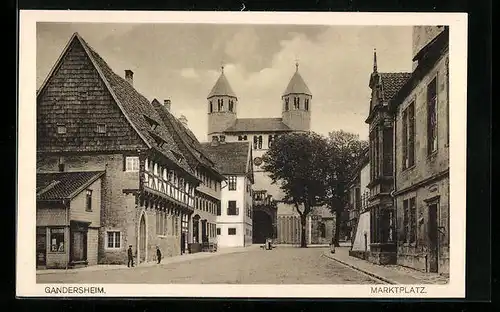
[37,23,413,141]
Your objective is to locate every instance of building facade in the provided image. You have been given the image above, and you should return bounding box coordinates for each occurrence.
[36,171,104,269]
[365,51,412,264]
[201,139,254,248]
[390,27,449,274]
[152,99,225,253]
[205,64,334,244]
[36,33,202,266]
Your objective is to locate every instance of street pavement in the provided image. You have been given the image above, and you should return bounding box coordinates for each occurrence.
[37,246,379,284]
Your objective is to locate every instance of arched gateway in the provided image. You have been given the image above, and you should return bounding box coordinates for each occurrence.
[252,203,277,244]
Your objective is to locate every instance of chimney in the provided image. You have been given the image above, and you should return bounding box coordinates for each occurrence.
[179,115,188,128]
[125,70,134,86]
[164,99,171,111]
[211,136,219,147]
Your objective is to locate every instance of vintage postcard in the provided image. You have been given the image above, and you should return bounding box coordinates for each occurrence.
[17,11,467,298]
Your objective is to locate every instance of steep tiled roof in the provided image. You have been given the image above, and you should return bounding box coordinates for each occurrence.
[379,73,412,102]
[200,142,250,175]
[37,33,194,177]
[37,171,105,202]
[223,118,292,133]
[283,70,312,96]
[207,71,237,98]
[151,99,224,180]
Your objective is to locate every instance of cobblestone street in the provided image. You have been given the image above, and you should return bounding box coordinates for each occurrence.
[37,246,379,284]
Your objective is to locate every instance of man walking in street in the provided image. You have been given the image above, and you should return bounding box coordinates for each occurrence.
[156,246,162,264]
[127,245,134,267]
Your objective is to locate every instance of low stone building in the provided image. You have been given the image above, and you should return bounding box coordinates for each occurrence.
[390,26,449,274]
[36,171,104,269]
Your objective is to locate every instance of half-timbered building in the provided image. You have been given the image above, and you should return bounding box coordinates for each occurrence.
[36,32,202,265]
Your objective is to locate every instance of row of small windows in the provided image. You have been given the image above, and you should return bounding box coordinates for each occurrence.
[284,97,310,111]
[209,98,235,113]
[196,196,219,215]
[253,135,276,150]
[56,124,107,135]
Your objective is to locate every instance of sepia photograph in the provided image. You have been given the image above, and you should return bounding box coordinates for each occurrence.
[17,11,467,298]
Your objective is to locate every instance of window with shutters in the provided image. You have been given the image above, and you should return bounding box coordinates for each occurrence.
[227,200,238,215]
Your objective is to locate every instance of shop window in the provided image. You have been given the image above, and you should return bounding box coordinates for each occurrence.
[50,228,65,252]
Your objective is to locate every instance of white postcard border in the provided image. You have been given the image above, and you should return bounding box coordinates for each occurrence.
[17,10,468,298]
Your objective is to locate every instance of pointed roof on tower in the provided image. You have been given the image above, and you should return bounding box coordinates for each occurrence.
[282,62,312,97]
[207,65,237,99]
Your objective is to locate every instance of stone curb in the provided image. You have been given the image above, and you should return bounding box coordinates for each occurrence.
[37,248,252,275]
[322,251,398,285]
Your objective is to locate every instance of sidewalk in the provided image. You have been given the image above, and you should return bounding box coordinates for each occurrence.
[323,247,449,285]
[37,245,259,275]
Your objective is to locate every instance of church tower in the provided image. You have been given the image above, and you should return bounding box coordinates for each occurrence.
[207,66,238,137]
[281,62,312,132]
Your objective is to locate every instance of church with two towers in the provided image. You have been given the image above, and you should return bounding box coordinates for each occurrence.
[205,63,334,245]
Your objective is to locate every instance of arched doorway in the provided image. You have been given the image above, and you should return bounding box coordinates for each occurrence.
[139,214,146,263]
[253,210,273,244]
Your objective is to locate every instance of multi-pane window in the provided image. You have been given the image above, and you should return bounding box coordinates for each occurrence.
[107,231,121,249]
[403,197,417,244]
[57,124,66,134]
[96,124,107,134]
[382,127,393,176]
[125,156,139,172]
[228,176,237,191]
[427,77,438,154]
[227,200,238,215]
[50,228,65,252]
[228,228,236,235]
[85,189,92,212]
[402,102,416,169]
[370,128,380,179]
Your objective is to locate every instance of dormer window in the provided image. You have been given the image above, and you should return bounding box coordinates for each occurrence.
[144,115,160,131]
[96,124,106,134]
[57,125,66,134]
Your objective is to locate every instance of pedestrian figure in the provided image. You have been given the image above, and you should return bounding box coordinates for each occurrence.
[127,245,134,267]
[156,246,162,264]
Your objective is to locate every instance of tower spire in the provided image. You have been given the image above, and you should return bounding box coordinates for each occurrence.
[373,48,378,73]
[295,59,299,72]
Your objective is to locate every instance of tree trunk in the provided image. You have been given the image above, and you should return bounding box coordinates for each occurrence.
[334,208,342,247]
[300,214,307,248]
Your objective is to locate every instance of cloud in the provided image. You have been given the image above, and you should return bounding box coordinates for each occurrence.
[179,68,199,79]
